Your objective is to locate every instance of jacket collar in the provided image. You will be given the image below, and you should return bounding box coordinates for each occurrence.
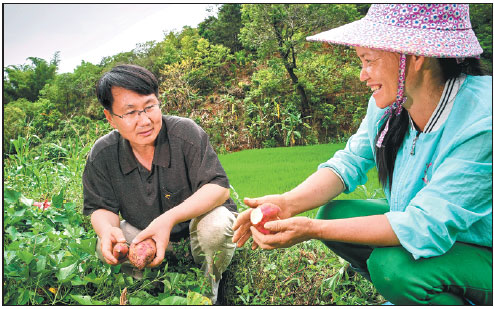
[408,75,465,134]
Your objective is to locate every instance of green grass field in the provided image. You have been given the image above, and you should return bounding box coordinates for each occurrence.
[219,143,384,217]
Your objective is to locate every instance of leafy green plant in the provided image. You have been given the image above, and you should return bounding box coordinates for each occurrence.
[3,188,214,305]
[4,188,96,305]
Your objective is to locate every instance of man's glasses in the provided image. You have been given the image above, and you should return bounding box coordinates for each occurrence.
[111,104,161,121]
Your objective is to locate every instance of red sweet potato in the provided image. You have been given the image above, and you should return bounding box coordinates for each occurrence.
[128,239,157,270]
[250,203,281,235]
[113,242,129,260]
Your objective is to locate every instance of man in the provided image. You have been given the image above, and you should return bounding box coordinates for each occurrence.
[83,64,236,303]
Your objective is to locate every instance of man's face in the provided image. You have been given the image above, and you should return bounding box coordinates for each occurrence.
[104,86,162,149]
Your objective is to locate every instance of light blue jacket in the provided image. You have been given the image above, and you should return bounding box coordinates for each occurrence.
[319,75,492,259]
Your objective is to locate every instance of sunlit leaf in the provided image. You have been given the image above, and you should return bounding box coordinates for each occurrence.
[13,209,26,217]
[70,295,106,305]
[4,188,21,205]
[70,276,86,286]
[187,291,212,305]
[35,235,48,245]
[5,226,20,240]
[36,256,47,272]
[159,296,187,305]
[52,187,65,208]
[4,251,17,265]
[162,279,172,293]
[57,262,77,281]
[19,195,33,207]
[78,238,96,255]
[83,272,104,285]
[168,272,186,287]
[17,289,29,305]
[17,250,35,264]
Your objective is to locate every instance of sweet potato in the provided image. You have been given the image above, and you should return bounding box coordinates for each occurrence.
[250,203,281,235]
[113,242,129,260]
[128,239,157,270]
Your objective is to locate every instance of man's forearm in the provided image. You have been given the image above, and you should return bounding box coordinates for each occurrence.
[283,168,345,216]
[91,208,121,238]
[157,183,230,228]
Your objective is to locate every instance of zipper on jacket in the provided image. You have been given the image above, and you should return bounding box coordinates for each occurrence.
[410,131,421,155]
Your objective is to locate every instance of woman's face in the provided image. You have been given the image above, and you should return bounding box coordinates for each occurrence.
[355,47,400,109]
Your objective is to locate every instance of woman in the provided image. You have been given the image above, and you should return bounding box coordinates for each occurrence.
[232,4,492,305]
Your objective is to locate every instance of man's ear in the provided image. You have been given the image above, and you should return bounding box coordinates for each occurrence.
[104,109,117,129]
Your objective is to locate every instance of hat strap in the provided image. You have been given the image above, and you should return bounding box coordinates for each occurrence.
[376,53,407,148]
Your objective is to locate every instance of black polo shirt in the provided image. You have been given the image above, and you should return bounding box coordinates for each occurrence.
[83,115,236,241]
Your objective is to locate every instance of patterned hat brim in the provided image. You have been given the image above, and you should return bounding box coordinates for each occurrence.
[306,17,483,58]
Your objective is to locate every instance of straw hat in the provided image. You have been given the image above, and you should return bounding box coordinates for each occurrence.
[307,4,483,58]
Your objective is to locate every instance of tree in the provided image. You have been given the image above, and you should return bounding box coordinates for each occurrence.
[3,53,59,104]
[42,61,103,115]
[356,3,371,16]
[469,3,492,72]
[240,4,361,119]
[3,64,33,103]
[160,28,233,98]
[99,51,138,69]
[198,4,243,53]
[40,72,74,114]
[198,15,217,45]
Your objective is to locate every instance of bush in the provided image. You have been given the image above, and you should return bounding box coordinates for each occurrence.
[4,105,28,153]
[29,99,64,139]
[299,46,370,142]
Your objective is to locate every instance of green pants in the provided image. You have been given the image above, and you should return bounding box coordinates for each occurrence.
[316,199,493,305]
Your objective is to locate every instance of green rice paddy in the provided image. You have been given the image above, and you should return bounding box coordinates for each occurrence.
[219,143,384,217]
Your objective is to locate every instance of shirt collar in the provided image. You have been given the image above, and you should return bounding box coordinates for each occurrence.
[152,117,171,168]
[119,137,138,175]
[118,116,170,174]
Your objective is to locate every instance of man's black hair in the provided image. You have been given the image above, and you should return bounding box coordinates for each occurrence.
[96,64,159,111]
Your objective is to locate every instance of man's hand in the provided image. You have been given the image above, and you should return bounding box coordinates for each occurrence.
[100,226,127,265]
[232,195,291,249]
[250,217,314,250]
[131,216,173,268]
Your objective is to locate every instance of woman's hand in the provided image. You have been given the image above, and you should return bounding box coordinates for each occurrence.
[131,216,173,268]
[232,195,292,249]
[250,217,315,250]
[100,226,127,265]
[232,207,255,248]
